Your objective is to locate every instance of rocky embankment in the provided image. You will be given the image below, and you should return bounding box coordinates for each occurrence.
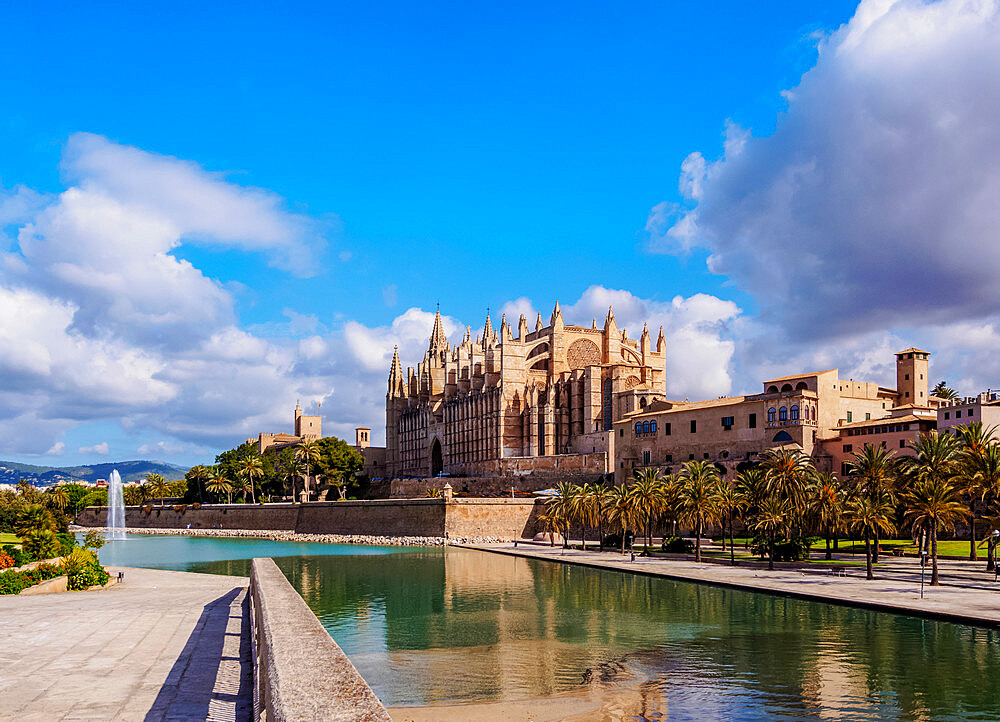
[69,525,507,546]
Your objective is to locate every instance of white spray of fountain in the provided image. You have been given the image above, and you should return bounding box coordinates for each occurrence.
[105,469,126,541]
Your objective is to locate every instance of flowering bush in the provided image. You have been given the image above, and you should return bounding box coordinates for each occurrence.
[0,551,14,570]
[0,562,65,595]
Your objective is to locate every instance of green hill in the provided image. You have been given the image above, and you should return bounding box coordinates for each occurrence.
[0,459,189,485]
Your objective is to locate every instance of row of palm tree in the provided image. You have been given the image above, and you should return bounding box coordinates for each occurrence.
[543,424,1000,585]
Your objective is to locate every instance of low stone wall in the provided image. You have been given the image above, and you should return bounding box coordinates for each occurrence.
[389,476,551,499]
[250,557,390,721]
[76,498,546,540]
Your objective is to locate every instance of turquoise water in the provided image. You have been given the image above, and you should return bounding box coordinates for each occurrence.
[100,535,1000,718]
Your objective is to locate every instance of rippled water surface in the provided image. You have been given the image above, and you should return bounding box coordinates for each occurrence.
[102,535,1000,718]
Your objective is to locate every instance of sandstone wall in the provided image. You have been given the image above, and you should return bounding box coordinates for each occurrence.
[75,498,545,539]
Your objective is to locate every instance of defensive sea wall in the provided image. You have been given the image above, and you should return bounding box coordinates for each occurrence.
[76,498,546,540]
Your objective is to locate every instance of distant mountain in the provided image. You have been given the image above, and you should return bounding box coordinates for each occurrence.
[0,459,190,485]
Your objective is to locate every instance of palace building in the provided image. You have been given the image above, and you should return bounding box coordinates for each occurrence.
[614,347,947,481]
[385,304,667,479]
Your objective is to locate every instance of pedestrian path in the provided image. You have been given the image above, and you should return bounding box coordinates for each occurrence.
[0,566,252,721]
[460,542,1000,628]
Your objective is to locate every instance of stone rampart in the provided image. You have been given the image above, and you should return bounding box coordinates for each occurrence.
[250,557,390,721]
[76,498,546,540]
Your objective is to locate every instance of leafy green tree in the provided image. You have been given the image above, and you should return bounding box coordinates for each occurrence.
[631,468,667,553]
[607,483,639,554]
[313,437,365,499]
[297,440,322,499]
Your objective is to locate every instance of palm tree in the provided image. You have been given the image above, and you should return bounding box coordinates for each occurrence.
[607,483,640,554]
[903,478,968,585]
[932,381,959,400]
[759,448,814,534]
[145,473,169,507]
[848,444,897,562]
[206,474,233,504]
[955,422,999,560]
[47,486,69,516]
[15,504,54,537]
[547,482,579,548]
[716,481,746,566]
[297,440,322,500]
[576,482,603,551]
[679,460,721,562]
[809,472,844,560]
[846,491,896,580]
[972,445,1000,571]
[186,465,210,503]
[631,468,665,553]
[282,455,305,502]
[735,467,766,550]
[751,495,789,570]
[900,431,963,561]
[238,453,264,505]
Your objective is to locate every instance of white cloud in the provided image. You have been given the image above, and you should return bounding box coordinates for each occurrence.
[650,0,1000,341]
[45,441,65,456]
[78,442,109,455]
[137,440,186,456]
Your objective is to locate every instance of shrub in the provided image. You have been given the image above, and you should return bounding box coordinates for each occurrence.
[63,548,95,578]
[751,536,816,562]
[0,571,29,595]
[1,544,28,567]
[68,562,109,591]
[602,532,635,549]
[22,529,61,562]
[56,532,77,556]
[0,563,65,595]
[0,551,14,570]
[661,536,695,554]
[82,530,106,552]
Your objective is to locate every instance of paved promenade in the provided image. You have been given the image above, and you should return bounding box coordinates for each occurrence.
[461,542,1000,627]
[0,567,252,721]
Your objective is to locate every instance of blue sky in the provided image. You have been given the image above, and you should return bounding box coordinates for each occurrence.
[3,0,1000,469]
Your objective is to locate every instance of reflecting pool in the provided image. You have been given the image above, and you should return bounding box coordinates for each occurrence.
[101,535,1000,719]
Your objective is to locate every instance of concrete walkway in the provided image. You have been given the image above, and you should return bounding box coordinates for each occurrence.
[0,566,252,721]
[460,542,1000,627]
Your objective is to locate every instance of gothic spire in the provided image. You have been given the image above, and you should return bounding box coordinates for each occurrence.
[429,307,448,353]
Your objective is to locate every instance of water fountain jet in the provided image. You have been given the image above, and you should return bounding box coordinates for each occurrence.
[105,469,126,541]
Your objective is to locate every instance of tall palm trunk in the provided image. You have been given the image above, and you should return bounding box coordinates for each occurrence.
[825,525,832,561]
[969,507,977,561]
[598,518,604,552]
[768,529,775,570]
[872,527,880,564]
[864,528,874,580]
[695,514,703,562]
[729,513,736,566]
[646,516,652,555]
[931,519,940,586]
[833,536,839,552]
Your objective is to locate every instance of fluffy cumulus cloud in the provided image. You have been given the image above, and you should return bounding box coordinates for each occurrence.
[650,0,1000,342]
[0,135,343,458]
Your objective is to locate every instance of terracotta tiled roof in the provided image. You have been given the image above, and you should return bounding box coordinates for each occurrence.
[835,414,933,430]
[895,347,931,355]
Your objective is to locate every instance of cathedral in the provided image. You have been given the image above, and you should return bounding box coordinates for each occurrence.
[385,304,667,479]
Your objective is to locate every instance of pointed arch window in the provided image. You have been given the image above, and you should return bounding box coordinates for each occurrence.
[779,406,788,422]
[767,407,776,423]
[790,405,799,421]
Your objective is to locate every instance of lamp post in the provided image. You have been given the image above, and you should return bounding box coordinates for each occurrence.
[920,550,928,599]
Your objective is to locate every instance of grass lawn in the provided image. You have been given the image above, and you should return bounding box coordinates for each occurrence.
[715,536,981,558]
[0,533,21,545]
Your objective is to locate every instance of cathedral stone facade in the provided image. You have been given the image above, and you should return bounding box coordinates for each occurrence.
[386,304,667,479]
